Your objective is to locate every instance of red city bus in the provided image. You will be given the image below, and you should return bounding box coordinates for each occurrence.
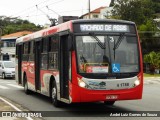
[16,19,143,107]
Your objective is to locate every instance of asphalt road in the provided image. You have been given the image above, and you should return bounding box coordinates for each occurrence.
[0,78,160,120]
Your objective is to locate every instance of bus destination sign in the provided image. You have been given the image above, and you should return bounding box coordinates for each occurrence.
[80,24,129,32]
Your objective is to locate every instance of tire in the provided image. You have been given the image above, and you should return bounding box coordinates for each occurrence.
[51,81,62,107]
[2,73,6,79]
[104,101,115,106]
[24,75,30,95]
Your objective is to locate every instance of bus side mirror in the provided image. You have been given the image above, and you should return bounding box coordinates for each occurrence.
[68,35,73,51]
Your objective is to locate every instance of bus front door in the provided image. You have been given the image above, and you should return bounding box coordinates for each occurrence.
[17,45,23,84]
[35,41,41,91]
[60,34,71,99]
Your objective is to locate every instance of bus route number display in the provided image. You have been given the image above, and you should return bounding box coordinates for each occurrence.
[80,24,129,32]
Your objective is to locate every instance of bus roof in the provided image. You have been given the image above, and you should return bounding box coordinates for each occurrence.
[16,20,73,44]
[16,19,135,44]
[72,19,135,25]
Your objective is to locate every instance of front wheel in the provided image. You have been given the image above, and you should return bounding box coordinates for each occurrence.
[104,101,115,106]
[51,81,62,107]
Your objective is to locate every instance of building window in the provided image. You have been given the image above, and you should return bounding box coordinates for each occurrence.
[93,14,99,18]
[3,42,15,47]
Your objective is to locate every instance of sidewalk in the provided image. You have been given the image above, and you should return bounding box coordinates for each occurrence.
[0,97,42,120]
[0,98,27,120]
[144,76,160,80]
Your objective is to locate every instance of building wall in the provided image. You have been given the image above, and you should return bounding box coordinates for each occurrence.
[1,47,15,62]
[100,7,113,19]
[82,13,100,19]
[81,7,113,19]
[0,38,16,62]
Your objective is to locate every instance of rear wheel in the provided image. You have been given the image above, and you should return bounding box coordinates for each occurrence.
[104,101,115,106]
[2,73,6,79]
[51,81,62,107]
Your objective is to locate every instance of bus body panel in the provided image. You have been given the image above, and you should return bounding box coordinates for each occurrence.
[40,70,60,96]
[22,61,36,91]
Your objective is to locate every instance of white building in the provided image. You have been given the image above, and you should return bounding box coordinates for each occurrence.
[0,31,32,62]
[80,6,113,19]
[0,37,16,62]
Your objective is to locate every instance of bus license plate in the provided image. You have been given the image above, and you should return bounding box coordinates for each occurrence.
[106,95,118,100]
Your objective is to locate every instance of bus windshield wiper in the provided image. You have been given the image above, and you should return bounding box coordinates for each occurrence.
[113,33,125,50]
[113,33,125,60]
[89,32,106,49]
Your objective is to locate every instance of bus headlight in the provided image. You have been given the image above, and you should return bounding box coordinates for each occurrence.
[134,79,140,86]
[78,78,86,88]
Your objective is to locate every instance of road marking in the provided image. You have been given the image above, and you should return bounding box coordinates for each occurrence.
[7,84,23,89]
[0,85,9,89]
[0,97,33,120]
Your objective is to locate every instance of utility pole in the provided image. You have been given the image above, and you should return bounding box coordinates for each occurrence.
[0,27,3,60]
[88,0,91,19]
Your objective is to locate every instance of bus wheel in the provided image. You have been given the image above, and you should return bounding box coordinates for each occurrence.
[24,76,30,95]
[51,81,61,107]
[104,101,115,106]
[2,73,6,79]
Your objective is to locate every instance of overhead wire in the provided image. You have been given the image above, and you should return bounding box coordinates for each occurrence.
[15,0,65,18]
[11,0,52,17]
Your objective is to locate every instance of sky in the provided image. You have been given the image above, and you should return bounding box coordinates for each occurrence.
[0,0,111,25]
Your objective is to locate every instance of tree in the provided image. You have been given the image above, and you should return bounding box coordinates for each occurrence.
[109,0,115,7]
[111,0,155,26]
[144,51,160,74]
[111,0,160,53]
[0,16,42,35]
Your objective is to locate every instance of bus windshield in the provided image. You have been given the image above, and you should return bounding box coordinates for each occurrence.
[76,35,139,74]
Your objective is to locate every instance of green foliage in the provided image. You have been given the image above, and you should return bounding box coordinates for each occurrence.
[111,0,155,26]
[139,19,158,41]
[144,51,160,69]
[0,16,42,35]
[111,0,160,53]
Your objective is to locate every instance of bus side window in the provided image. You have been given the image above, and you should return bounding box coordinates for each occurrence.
[29,41,34,61]
[48,35,59,70]
[41,37,48,69]
[23,42,29,61]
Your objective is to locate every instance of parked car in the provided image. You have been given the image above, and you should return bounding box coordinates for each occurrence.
[0,61,15,79]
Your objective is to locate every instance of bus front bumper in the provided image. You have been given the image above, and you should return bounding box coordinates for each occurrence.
[70,84,143,103]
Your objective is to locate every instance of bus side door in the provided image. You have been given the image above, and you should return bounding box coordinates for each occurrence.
[59,32,72,99]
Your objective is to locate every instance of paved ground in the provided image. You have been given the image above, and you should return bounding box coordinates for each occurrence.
[0,77,160,120]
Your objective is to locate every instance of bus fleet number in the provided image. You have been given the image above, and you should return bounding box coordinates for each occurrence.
[117,83,129,87]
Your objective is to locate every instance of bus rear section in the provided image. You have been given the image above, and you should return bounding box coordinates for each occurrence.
[15,19,143,107]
